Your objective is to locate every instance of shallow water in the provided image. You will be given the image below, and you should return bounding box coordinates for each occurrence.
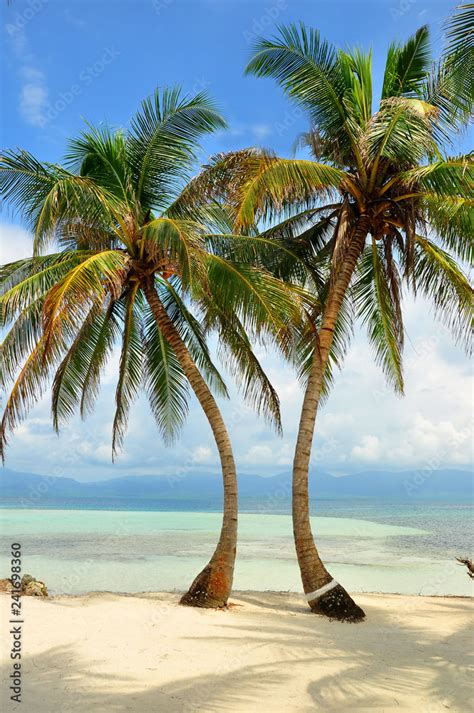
[0,503,472,596]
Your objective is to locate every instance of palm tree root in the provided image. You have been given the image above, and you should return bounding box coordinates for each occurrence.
[180,562,231,608]
[308,583,366,622]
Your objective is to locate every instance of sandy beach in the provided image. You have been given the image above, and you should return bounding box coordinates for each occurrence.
[1,591,472,712]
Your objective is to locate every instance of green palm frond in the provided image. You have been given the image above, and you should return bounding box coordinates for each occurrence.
[234,157,343,230]
[0,150,126,254]
[365,97,438,169]
[382,25,431,98]
[42,250,129,342]
[445,2,474,58]
[112,288,143,457]
[79,300,121,418]
[65,125,135,209]
[0,316,74,461]
[204,231,311,289]
[210,308,282,432]
[51,300,122,429]
[1,296,44,387]
[354,241,404,393]
[423,195,473,263]
[1,252,92,325]
[206,256,303,336]
[51,304,103,430]
[141,217,207,290]
[423,55,473,140]
[127,87,226,210]
[245,23,358,158]
[142,305,190,443]
[412,235,473,353]
[400,157,474,198]
[338,47,373,127]
[168,149,267,221]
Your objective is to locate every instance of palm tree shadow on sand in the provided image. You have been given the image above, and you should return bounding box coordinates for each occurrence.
[2,595,472,712]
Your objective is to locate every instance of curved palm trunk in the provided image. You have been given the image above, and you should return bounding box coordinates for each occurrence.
[143,281,237,608]
[293,215,370,622]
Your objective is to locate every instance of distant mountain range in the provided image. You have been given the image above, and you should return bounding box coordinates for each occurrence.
[0,467,472,502]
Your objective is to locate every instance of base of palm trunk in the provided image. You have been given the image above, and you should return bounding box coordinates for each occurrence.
[180,562,231,609]
[308,583,365,622]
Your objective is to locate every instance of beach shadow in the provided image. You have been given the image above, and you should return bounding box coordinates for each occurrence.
[0,644,285,713]
[183,596,473,711]
[1,596,472,712]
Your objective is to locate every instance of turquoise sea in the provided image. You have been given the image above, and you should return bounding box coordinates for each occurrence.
[0,498,472,597]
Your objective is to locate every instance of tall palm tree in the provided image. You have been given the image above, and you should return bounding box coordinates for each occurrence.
[0,87,302,608]
[187,22,473,620]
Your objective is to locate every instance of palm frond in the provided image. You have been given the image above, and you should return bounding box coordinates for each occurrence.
[127,87,226,210]
[79,300,121,418]
[210,308,282,432]
[338,47,373,127]
[354,241,404,393]
[365,97,438,170]
[51,301,121,429]
[142,304,190,443]
[382,25,431,98]
[412,235,473,353]
[206,256,304,336]
[423,194,473,263]
[245,23,359,157]
[400,156,474,198]
[444,2,474,58]
[1,252,92,326]
[65,125,135,208]
[112,288,143,457]
[234,157,343,230]
[0,150,126,254]
[141,217,207,290]
[42,250,129,344]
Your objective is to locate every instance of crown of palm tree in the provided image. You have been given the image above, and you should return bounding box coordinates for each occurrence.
[182,22,473,393]
[0,87,304,460]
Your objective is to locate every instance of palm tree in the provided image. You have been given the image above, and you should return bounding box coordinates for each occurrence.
[187,22,473,620]
[0,87,302,608]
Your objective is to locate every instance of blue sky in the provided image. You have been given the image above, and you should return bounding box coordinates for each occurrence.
[1,0,472,480]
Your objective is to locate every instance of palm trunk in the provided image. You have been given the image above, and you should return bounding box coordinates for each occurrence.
[293,215,370,621]
[143,281,237,608]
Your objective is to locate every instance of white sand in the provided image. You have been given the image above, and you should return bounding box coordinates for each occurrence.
[1,591,472,712]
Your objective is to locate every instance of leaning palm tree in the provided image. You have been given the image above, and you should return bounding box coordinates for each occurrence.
[186,22,473,620]
[244,23,473,621]
[0,87,302,608]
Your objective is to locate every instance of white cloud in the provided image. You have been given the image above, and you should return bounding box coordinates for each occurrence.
[223,122,273,143]
[251,124,272,141]
[192,445,215,464]
[243,443,293,467]
[0,223,34,262]
[19,66,48,127]
[6,22,49,128]
[351,435,381,462]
